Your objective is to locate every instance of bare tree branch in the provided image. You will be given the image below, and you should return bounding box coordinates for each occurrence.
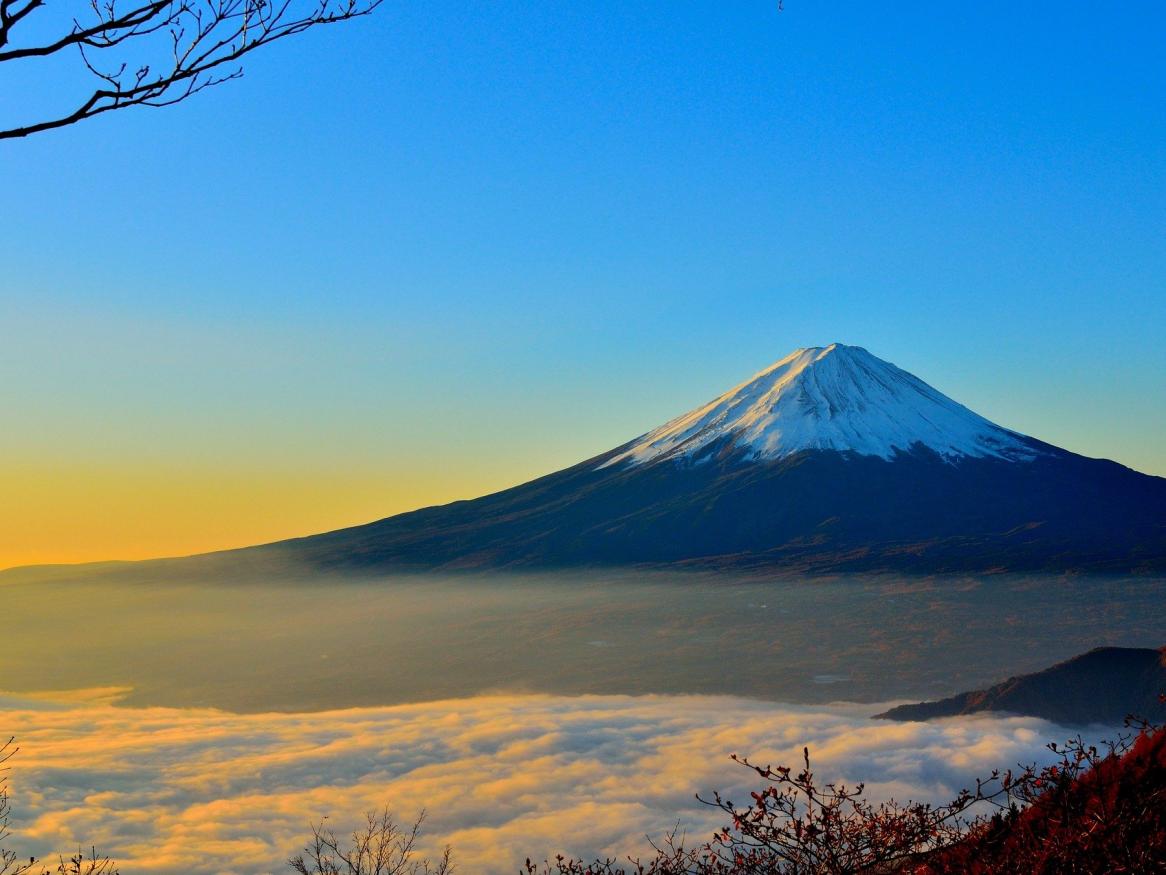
[289,808,453,875]
[0,0,381,139]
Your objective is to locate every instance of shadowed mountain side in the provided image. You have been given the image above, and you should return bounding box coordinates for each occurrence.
[259,440,1166,575]
[876,646,1166,725]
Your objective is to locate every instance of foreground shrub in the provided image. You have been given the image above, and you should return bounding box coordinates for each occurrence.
[921,721,1166,873]
[288,808,452,875]
[527,717,1166,875]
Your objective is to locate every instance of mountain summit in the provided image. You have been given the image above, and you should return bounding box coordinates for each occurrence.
[237,346,1166,574]
[604,344,1036,467]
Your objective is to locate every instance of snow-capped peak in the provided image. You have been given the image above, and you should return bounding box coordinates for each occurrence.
[601,344,1038,468]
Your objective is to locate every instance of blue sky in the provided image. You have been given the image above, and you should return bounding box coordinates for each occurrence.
[2,1,1163,563]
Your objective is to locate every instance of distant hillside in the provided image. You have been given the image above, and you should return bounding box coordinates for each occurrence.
[876,646,1166,725]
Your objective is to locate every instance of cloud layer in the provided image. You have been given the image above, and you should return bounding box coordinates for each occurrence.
[0,692,1089,874]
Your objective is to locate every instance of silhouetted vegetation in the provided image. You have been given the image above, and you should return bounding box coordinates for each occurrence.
[920,717,1166,873]
[0,0,381,139]
[525,715,1166,875]
[288,808,451,875]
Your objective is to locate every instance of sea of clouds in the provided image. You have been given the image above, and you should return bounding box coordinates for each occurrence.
[0,691,1091,874]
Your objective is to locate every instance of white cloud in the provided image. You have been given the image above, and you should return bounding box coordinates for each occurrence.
[0,692,1094,874]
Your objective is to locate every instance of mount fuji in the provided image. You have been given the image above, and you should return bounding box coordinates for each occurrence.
[600,344,1039,467]
[254,343,1166,575]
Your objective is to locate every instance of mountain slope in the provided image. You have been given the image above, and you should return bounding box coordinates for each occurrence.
[875,646,1166,725]
[262,344,1166,575]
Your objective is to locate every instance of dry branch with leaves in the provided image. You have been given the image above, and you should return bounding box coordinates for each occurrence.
[526,716,1166,875]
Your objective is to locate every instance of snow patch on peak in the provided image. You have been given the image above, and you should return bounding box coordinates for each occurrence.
[601,344,1039,469]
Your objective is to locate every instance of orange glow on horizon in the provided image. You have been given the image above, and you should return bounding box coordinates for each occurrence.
[0,462,528,569]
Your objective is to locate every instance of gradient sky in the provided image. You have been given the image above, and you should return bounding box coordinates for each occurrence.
[2,1,1164,567]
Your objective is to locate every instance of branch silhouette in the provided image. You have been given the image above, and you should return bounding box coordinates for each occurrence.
[0,0,381,138]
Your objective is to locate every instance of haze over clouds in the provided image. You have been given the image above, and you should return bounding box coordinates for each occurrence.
[7,574,1166,715]
[0,692,1092,874]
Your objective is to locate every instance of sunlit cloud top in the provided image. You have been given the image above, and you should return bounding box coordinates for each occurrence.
[0,691,1094,874]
